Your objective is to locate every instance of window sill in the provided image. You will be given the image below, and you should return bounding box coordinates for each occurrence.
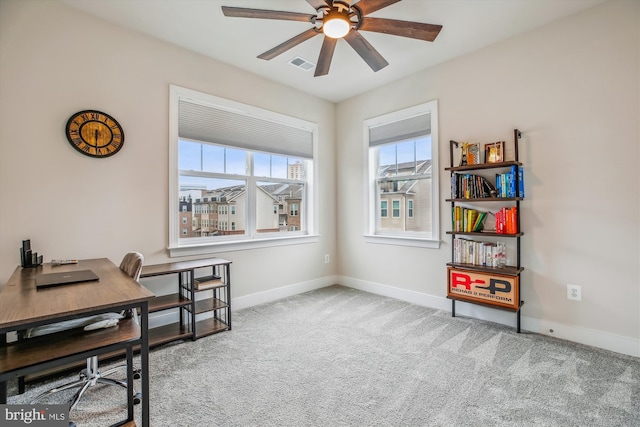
[363,234,441,249]
[169,234,320,257]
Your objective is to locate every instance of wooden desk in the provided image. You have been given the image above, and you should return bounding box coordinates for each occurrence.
[0,258,155,427]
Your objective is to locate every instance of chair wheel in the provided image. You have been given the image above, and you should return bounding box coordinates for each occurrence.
[133,368,142,379]
[133,392,142,405]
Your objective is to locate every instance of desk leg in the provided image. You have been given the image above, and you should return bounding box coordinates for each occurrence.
[126,346,134,422]
[1,333,6,403]
[141,301,150,427]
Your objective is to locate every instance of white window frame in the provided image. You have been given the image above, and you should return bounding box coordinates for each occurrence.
[169,85,319,257]
[364,100,440,248]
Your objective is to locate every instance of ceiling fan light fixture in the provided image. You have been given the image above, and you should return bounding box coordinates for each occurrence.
[322,12,351,39]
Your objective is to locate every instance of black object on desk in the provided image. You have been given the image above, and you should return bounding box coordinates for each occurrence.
[35,270,99,289]
[20,239,43,268]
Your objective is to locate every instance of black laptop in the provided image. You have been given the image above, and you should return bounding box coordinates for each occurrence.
[35,270,99,289]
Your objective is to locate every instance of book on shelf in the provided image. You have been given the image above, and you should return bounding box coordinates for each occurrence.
[194,274,223,290]
[495,166,525,198]
[453,238,506,267]
[450,173,496,199]
[451,207,488,232]
[518,166,525,198]
[495,206,518,234]
[472,211,488,231]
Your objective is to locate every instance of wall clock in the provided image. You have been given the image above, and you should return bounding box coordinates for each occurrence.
[65,110,125,158]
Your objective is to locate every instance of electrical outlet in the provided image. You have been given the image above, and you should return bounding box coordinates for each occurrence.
[324,254,330,264]
[567,284,581,301]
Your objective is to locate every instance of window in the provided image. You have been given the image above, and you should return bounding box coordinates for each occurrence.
[392,200,400,218]
[380,200,388,218]
[365,100,439,248]
[289,203,299,216]
[169,85,318,256]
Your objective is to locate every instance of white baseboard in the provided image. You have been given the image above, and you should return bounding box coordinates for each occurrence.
[148,309,177,330]
[147,276,338,329]
[338,275,640,358]
[231,275,339,311]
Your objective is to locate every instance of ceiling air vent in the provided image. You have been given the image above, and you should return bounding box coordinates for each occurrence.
[289,56,315,72]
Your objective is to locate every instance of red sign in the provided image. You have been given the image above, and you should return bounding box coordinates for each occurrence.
[447,267,519,310]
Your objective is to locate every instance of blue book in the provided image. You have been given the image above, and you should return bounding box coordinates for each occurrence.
[509,165,517,198]
[518,167,525,198]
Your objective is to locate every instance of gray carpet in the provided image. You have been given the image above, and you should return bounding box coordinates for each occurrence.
[8,285,640,426]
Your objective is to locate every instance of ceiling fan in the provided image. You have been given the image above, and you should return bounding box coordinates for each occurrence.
[221,0,442,77]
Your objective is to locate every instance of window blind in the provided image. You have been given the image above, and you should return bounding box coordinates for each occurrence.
[179,99,313,159]
[369,112,431,147]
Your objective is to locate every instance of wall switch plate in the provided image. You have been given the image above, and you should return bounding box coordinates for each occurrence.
[567,284,581,301]
[324,254,330,264]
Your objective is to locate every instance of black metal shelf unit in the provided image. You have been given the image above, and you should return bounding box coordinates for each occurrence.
[446,129,525,332]
[140,258,231,347]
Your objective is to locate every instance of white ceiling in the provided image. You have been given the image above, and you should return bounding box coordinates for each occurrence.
[59,0,605,103]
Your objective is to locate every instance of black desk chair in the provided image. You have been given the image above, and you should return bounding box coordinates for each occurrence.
[27,252,144,411]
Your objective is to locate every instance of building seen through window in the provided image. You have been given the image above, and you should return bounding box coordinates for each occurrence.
[178,151,305,238]
[170,85,316,253]
[366,100,439,244]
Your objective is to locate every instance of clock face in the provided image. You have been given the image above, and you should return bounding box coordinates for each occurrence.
[65,110,124,158]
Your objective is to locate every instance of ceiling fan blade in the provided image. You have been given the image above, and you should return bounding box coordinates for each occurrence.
[354,0,402,16]
[258,28,320,60]
[344,30,389,72]
[314,37,338,77]
[222,6,315,23]
[305,0,330,10]
[359,17,442,42]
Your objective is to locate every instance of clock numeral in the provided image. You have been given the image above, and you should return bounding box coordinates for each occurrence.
[82,145,92,153]
[80,114,90,122]
[90,112,101,121]
[69,129,79,136]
